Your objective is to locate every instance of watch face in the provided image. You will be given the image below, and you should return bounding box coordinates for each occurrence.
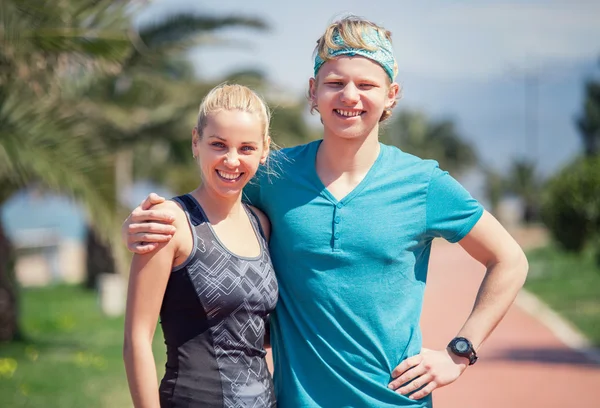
[455,340,469,353]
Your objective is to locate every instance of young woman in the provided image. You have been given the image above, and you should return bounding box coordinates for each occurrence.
[122,84,278,408]
[122,17,528,408]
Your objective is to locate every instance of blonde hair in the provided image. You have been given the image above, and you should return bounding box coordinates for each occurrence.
[196,84,271,147]
[310,16,400,122]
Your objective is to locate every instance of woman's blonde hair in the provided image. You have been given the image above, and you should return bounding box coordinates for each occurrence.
[196,83,271,148]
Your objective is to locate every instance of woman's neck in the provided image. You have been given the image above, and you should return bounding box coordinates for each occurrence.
[192,185,244,223]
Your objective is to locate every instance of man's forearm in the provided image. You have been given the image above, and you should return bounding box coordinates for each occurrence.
[455,252,529,350]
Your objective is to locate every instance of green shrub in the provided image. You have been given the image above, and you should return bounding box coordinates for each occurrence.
[541,156,600,252]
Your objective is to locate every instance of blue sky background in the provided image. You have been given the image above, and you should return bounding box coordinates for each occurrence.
[3,0,600,240]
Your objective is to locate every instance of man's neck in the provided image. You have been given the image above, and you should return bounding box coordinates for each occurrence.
[315,128,381,201]
[317,129,381,177]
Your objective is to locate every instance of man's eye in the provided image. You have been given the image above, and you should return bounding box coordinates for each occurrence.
[326,81,343,86]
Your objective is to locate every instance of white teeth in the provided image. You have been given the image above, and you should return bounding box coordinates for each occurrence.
[217,170,241,180]
[335,109,362,117]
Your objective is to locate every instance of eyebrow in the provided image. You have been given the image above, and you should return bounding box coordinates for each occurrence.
[207,134,259,145]
[322,74,379,82]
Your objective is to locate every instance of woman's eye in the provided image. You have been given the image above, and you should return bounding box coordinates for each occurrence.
[241,146,257,152]
[211,142,225,148]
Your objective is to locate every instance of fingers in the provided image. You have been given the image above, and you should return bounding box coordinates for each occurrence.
[140,193,166,210]
[128,222,176,236]
[389,348,462,400]
[127,232,173,248]
[409,381,438,400]
[130,208,175,224]
[127,242,160,254]
[389,367,437,399]
[396,373,433,396]
[391,354,421,378]
[388,365,426,390]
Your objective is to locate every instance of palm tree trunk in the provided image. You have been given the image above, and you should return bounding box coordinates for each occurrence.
[0,216,21,341]
[115,148,133,206]
[85,148,128,289]
[85,226,116,289]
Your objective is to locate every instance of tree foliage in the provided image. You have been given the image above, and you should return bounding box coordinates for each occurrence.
[541,157,600,253]
[506,159,542,223]
[381,110,477,176]
[541,58,600,258]
[576,60,600,157]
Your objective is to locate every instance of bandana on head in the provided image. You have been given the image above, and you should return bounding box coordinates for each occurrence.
[313,28,397,82]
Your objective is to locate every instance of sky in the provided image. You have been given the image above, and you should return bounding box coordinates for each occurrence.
[136,0,600,177]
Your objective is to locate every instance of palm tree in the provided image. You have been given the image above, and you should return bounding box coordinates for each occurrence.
[0,0,134,341]
[0,0,269,339]
[481,167,506,216]
[0,86,117,341]
[576,59,600,157]
[506,158,542,223]
[381,110,478,176]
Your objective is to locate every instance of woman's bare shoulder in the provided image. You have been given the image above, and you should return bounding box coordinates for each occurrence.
[247,205,271,241]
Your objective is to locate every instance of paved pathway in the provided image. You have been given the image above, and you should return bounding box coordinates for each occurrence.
[422,240,600,408]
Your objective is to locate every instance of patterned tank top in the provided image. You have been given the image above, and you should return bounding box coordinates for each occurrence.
[158,193,278,407]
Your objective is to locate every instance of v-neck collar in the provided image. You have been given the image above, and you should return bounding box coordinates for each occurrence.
[308,139,385,207]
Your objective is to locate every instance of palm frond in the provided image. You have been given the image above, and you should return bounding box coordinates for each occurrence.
[382,110,477,175]
[0,87,117,242]
[137,14,267,49]
[26,28,131,61]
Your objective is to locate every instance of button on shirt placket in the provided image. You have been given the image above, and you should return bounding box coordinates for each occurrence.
[332,202,343,251]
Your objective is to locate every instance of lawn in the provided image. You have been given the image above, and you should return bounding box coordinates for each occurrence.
[0,285,165,408]
[525,245,600,347]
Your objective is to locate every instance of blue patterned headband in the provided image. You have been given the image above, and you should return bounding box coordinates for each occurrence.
[313,28,397,81]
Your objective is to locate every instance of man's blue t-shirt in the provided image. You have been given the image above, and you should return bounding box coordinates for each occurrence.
[244,140,483,407]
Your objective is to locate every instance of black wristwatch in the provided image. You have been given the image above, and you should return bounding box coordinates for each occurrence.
[447,337,478,365]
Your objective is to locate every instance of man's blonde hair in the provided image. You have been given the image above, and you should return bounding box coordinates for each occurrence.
[311,16,400,122]
[314,17,398,80]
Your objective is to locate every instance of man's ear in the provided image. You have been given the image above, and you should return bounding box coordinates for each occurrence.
[387,82,400,107]
[308,77,318,110]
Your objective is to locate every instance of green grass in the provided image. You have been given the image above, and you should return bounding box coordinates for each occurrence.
[525,245,600,347]
[0,285,165,408]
